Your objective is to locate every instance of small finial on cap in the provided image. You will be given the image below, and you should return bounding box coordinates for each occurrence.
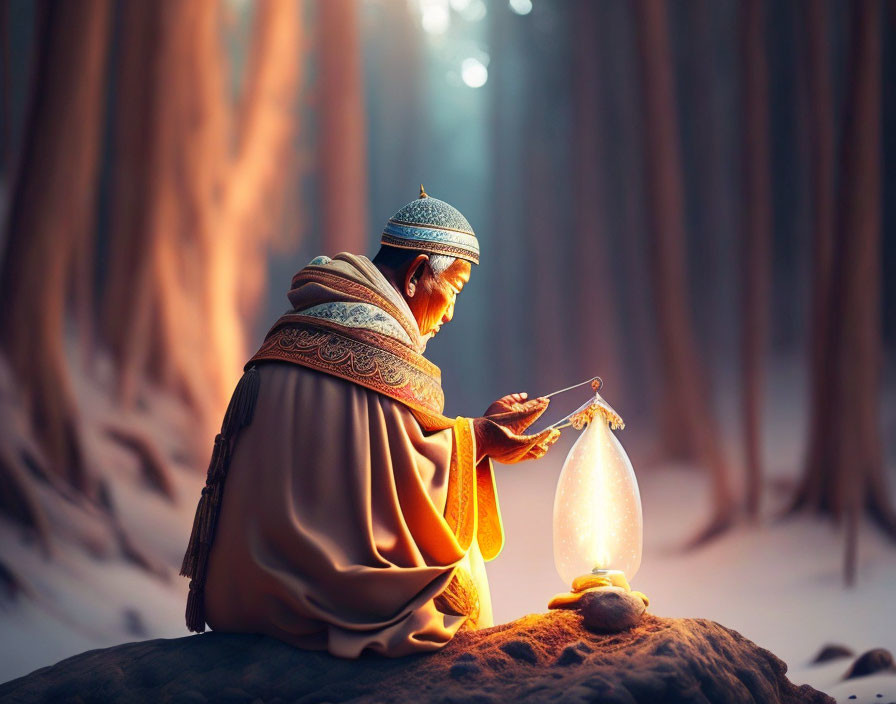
[419,184,428,199]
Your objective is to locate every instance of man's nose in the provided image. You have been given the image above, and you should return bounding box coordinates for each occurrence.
[443,303,454,323]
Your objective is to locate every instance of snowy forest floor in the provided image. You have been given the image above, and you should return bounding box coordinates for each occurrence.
[489,357,896,704]
[492,461,896,704]
[0,360,894,704]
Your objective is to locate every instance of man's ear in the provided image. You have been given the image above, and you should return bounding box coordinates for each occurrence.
[404,254,429,298]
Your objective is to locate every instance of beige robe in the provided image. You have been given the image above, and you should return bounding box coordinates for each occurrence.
[204,361,494,657]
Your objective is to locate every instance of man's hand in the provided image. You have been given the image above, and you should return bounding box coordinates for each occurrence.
[483,392,550,435]
[473,417,561,465]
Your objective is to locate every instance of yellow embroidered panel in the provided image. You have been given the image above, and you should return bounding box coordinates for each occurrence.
[475,458,505,562]
[443,417,476,553]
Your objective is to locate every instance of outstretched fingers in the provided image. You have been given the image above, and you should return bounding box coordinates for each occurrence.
[519,428,561,461]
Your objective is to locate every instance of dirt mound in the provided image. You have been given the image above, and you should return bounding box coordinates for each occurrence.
[0,612,833,703]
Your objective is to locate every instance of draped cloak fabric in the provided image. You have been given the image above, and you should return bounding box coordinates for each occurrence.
[201,253,504,658]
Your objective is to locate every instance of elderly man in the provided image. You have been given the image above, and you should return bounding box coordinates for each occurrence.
[180,187,561,657]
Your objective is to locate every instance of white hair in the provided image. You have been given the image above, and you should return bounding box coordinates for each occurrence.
[427,254,456,276]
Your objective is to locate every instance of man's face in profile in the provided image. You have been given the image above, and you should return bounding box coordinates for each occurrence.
[408,258,472,338]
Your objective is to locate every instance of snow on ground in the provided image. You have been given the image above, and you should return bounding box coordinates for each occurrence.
[800,662,896,704]
[4,446,893,698]
[0,451,200,683]
[486,356,896,703]
[0,520,191,684]
[488,452,896,695]
[1,358,894,702]
[0,359,205,684]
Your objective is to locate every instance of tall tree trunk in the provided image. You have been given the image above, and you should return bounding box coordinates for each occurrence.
[104,0,301,440]
[0,0,110,490]
[102,0,155,406]
[0,0,10,177]
[526,143,565,394]
[165,0,231,420]
[633,0,735,540]
[524,12,566,395]
[572,0,621,394]
[104,0,230,430]
[317,0,367,256]
[835,0,888,582]
[206,0,303,406]
[488,3,529,391]
[103,1,214,419]
[235,0,302,321]
[789,0,836,516]
[792,0,892,582]
[739,0,772,520]
[599,0,657,430]
[367,0,424,213]
[684,0,729,355]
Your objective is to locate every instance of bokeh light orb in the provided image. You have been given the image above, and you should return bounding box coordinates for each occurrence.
[509,0,533,16]
[461,57,488,88]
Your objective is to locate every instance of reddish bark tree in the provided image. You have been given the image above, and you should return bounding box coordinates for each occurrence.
[526,143,566,394]
[0,0,111,490]
[684,0,729,351]
[603,0,657,428]
[103,0,301,438]
[633,0,735,541]
[572,1,622,394]
[228,0,303,327]
[208,0,303,404]
[317,0,368,256]
[739,0,772,520]
[789,0,835,520]
[488,4,529,389]
[369,0,424,193]
[0,0,300,561]
[524,13,566,394]
[103,1,218,422]
[789,0,893,584]
[0,0,10,176]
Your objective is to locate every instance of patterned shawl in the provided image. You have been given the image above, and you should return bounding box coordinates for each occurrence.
[247,253,504,561]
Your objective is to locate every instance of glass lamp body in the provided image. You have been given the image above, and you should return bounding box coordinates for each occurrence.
[552,418,642,586]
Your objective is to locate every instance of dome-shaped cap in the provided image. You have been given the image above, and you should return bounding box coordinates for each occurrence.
[381,185,479,264]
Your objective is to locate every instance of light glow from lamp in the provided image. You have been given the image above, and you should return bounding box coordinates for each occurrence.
[552,402,642,586]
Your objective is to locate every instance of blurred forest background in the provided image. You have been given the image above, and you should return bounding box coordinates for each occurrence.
[0,0,894,685]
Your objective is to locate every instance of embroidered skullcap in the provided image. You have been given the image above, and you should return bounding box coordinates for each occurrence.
[381,185,479,265]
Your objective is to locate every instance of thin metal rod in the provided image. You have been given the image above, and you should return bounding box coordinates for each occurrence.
[542,376,602,399]
[533,376,604,435]
[547,419,574,431]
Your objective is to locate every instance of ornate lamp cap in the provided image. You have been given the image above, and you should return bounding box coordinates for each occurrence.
[381,186,479,265]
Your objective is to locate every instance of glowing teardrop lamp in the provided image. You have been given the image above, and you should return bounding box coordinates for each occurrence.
[547,379,646,609]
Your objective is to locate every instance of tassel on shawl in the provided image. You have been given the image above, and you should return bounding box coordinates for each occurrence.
[434,566,480,630]
[180,365,260,633]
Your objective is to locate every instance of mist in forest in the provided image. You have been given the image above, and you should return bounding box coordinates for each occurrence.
[0,0,894,685]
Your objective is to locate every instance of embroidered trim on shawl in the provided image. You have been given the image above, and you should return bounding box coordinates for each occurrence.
[249,319,446,421]
[476,458,504,561]
[300,302,414,346]
[291,267,423,349]
[443,418,476,552]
